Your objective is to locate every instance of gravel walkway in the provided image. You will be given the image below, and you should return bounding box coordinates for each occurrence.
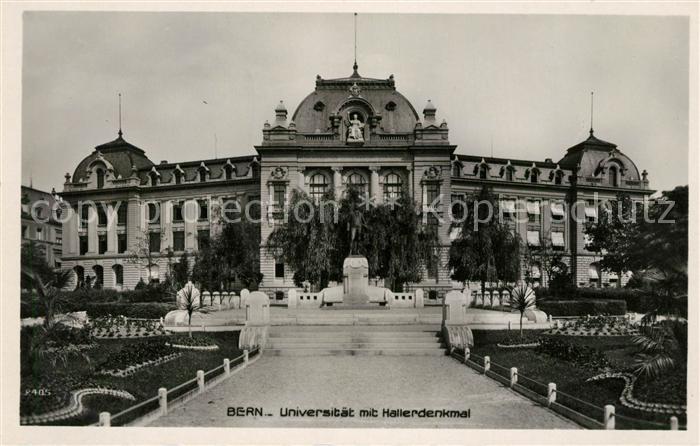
[149,355,579,429]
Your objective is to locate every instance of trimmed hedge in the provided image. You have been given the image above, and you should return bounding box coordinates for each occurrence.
[20,301,175,319]
[538,299,627,316]
[535,287,653,313]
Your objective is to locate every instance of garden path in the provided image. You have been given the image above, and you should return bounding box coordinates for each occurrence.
[149,355,579,428]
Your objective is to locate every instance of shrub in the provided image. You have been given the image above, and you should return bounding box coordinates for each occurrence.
[82,303,174,319]
[97,339,176,372]
[535,286,652,312]
[168,334,217,347]
[535,336,611,371]
[538,299,626,316]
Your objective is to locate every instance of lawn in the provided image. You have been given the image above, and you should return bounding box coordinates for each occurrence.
[468,330,687,430]
[21,331,243,426]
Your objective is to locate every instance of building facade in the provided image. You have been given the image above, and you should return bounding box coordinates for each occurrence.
[57,65,652,297]
[21,186,63,269]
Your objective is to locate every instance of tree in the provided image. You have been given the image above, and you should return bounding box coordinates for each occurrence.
[125,229,164,283]
[449,185,521,292]
[172,251,191,288]
[266,186,439,292]
[522,233,570,290]
[584,192,640,287]
[508,283,536,339]
[266,188,341,290]
[215,219,263,289]
[174,282,201,338]
[21,241,54,291]
[20,267,73,329]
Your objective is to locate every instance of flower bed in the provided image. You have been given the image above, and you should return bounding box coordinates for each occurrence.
[496,332,541,349]
[587,372,686,415]
[21,387,135,425]
[165,334,219,351]
[535,336,611,371]
[96,339,178,376]
[91,315,165,339]
[545,315,639,337]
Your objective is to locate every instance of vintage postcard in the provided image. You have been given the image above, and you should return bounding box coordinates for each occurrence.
[1,2,698,445]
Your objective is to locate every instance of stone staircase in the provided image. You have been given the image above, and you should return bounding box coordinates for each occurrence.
[265,325,445,356]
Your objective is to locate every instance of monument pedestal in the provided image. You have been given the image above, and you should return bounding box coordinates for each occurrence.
[331,255,383,309]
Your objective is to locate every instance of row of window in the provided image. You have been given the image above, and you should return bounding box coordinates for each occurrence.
[74,264,122,286]
[148,164,260,186]
[302,172,405,202]
[78,229,211,256]
[454,163,622,187]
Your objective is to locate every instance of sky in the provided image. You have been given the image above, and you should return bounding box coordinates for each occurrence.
[22,12,689,193]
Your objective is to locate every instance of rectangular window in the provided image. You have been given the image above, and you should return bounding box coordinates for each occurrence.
[273,185,286,209]
[551,231,565,249]
[527,230,541,247]
[550,202,566,222]
[173,231,185,252]
[148,202,161,224]
[426,183,440,206]
[79,235,88,255]
[98,234,107,254]
[149,232,161,253]
[172,202,183,222]
[118,233,127,253]
[97,205,107,226]
[527,200,541,224]
[500,199,516,222]
[249,195,261,221]
[585,201,598,222]
[198,230,210,249]
[450,194,465,220]
[222,198,240,222]
[117,202,127,225]
[36,227,43,240]
[80,204,90,226]
[198,200,209,221]
[275,261,285,279]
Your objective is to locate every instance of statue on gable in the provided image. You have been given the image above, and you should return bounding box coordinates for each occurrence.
[346,113,365,142]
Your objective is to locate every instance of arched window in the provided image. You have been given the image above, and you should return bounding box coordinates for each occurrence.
[608,166,618,187]
[174,170,182,184]
[149,171,159,186]
[74,266,85,289]
[309,173,329,201]
[383,173,403,201]
[452,163,462,177]
[113,264,124,286]
[505,167,514,182]
[347,173,367,195]
[96,169,105,189]
[92,265,104,288]
[224,164,235,180]
[554,171,564,185]
[530,169,539,184]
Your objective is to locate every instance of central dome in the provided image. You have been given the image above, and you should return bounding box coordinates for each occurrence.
[290,67,420,135]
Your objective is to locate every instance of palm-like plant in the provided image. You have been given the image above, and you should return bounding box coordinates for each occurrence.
[508,283,536,339]
[174,281,202,338]
[21,267,73,329]
[632,320,685,378]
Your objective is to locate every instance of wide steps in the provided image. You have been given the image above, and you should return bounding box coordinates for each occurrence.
[265,325,445,357]
[264,348,446,357]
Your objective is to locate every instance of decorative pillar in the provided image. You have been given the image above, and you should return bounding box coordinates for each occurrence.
[106,203,117,254]
[126,197,141,250]
[63,206,79,255]
[161,200,173,250]
[369,165,380,204]
[332,166,343,198]
[87,205,98,254]
[297,168,305,191]
[184,199,197,251]
[407,166,414,198]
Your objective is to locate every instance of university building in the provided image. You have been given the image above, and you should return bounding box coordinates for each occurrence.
[21,186,63,269]
[57,64,652,297]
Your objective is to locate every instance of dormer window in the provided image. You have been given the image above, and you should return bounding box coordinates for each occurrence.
[96,169,105,189]
[452,163,462,178]
[608,165,618,187]
[198,168,207,182]
[385,101,397,111]
[174,170,182,184]
[554,171,564,185]
[149,171,159,186]
[479,165,488,180]
[313,101,325,112]
[224,164,235,180]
